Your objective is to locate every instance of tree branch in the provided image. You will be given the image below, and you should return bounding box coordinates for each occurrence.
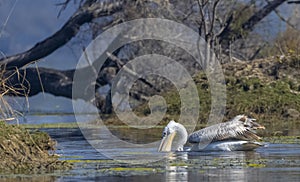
[241,0,287,31]
[218,0,287,47]
[0,0,124,70]
[287,0,300,4]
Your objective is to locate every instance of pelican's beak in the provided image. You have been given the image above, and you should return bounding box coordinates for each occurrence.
[158,132,176,152]
[252,120,265,130]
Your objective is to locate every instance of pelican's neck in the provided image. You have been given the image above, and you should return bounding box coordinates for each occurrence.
[174,122,188,151]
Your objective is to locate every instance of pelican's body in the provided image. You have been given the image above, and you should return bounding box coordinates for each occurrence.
[158,115,265,152]
[190,140,263,151]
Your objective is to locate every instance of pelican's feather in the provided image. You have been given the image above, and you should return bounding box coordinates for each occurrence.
[188,115,264,143]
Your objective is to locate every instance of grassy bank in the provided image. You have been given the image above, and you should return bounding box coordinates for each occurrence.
[0,121,71,174]
[132,57,300,136]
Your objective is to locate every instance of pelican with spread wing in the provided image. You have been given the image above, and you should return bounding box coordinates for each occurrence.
[158,115,265,152]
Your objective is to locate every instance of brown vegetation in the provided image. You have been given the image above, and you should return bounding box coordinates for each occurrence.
[0,121,71,174]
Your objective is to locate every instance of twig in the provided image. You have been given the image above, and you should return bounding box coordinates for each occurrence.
[0,0,18,38]
[35,61,45,96]
[273,7,297,29]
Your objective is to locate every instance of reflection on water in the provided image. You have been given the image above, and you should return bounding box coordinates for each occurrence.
[1,125,300,181]
[12,114,97,125]
[164,149,300,182]
[165,153,189,182]
[166,165,188,182]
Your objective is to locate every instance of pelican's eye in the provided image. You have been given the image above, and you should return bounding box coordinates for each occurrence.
[162,132,167,138]
[162,127,169,138]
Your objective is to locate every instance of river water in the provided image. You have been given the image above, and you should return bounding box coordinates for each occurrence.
[51,128,300,182]
[1,115,300,182]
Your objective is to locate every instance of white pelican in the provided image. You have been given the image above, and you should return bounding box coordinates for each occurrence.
[158,115,265,152]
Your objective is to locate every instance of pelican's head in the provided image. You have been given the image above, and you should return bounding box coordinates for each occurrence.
[237,115,265,130]
[158,120,187,152]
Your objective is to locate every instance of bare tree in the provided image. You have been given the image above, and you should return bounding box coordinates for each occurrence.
[0,0,290,114]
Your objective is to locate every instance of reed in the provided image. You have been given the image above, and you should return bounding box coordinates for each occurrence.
[0,66,26,123]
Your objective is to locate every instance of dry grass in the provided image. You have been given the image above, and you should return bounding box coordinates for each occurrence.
[0,121,71,173]
[0,66,29,122]
[0,66,72,173]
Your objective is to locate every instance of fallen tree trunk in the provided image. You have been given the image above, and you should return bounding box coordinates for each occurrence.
[4,65,116,97]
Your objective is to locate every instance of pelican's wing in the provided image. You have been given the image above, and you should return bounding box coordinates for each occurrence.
[188,115,265,143]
